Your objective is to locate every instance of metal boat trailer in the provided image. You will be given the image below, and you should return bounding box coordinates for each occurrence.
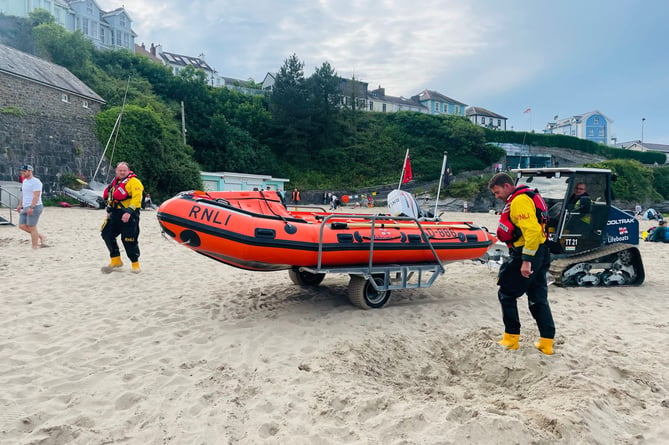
[288,212,445,309]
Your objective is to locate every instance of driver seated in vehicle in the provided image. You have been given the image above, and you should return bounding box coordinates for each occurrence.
[565,182,592,233]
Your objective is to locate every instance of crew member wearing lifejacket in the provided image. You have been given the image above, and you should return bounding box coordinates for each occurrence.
[291,188,301,205]
[488,173,555,355]
[101,162,144,273]
[566,182,591,233]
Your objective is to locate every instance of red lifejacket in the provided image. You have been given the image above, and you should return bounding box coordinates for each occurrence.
[497,185,549,246]
[103,172,137,203]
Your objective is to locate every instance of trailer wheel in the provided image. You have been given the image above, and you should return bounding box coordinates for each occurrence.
[348,275,391,309]
[288,268,325,286]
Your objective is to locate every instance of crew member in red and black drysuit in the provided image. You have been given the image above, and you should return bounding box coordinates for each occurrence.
[488,172,555,355]
[101,162,144,273]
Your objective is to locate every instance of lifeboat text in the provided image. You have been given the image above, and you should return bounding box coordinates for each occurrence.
[188,205,225,225]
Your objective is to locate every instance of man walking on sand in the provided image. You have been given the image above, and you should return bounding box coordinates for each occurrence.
[17,164,47,249]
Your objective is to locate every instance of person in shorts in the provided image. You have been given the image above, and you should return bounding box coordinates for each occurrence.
[17,164,47,249]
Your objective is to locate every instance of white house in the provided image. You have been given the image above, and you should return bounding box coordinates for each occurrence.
[543,110,612,145]
[367,87,427,113]
[466,106,508,130]
[0,0,136,51]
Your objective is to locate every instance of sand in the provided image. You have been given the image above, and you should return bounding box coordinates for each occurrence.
[0,206,667,444]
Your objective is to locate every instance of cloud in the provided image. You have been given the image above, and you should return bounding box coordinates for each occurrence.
[96,0,669,143]
[99,0,496,94]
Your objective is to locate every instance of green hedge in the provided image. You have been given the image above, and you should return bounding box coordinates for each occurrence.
[484,130,666,165]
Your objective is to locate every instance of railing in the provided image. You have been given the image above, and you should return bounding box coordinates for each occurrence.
[0,185,19,225]
[300,213,446,291]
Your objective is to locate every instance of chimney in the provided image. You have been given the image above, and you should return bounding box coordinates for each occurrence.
[150,43,156,56]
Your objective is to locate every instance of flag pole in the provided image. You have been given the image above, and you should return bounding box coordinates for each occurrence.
[398,148,409,190]
[434,151,448,218]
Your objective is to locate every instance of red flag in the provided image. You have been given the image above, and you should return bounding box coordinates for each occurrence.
[403,155,413,183]
[523,108,531,114]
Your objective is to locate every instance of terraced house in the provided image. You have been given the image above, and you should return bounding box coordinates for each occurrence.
[0,0,135,51]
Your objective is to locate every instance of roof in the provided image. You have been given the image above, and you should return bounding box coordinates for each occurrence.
[368,89,427,110]
[554,110,613,126]
[512,167,612,175]
[465,106,507,119]
[413,89,467,106]
[159,51,213,71]
[201,171,289,182]
[0,43,105,103]
[617,141,669,153]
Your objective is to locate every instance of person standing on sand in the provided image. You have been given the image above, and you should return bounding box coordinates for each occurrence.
[488,172,555,355]
[291,188,301,205]
[101,162,144,273]
[17,164,47,249]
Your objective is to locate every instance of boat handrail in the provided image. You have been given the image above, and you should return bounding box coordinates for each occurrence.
[316,213,445,274]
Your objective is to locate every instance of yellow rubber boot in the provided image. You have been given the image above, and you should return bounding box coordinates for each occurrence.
[131,261,141,273]
[535,337,554,355]
[110,256,123,268]
[498,333,520,350]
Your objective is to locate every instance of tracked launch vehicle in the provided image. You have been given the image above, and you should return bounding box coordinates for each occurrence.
[501,168,645,287]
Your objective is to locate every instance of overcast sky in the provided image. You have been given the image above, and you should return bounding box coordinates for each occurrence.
[98,0,668,144]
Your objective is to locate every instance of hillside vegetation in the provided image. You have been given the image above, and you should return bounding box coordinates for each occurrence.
[2,12,667,203]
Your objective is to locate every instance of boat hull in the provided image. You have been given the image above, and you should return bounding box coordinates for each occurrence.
[157,191,496,271]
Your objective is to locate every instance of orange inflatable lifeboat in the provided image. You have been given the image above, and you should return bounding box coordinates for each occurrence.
[157,190,496,272]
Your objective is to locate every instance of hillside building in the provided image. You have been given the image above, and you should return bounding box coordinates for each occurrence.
[543,110,612,145]
[0,0,135,51]
[466,106,508,130]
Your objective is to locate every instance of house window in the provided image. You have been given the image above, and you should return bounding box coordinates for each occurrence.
[83,19,89,35]
[369,101,373,111]
[382,103,387,112]
[120,15,126,28]
[497,119,502,127]
[455,106,460,115]
[61,94,70,103]
[588,128,594,136]
[87,1,93,15]
[100,27,105,43]
[599,129,604,137]
[593,117,600,124]
[82,100,89,109]
[480,117,485,124]
[435,103,440,112]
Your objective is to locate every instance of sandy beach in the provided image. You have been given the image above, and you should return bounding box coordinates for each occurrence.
[1,206,667,444]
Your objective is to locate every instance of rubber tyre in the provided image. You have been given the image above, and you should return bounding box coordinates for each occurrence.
[288,268,325,286]
[348,275,391,309]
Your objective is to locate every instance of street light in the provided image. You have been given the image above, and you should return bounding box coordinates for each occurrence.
[641,118,646,147]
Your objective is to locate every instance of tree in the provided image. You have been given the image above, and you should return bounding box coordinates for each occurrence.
[96,105,202,201]
[268,54,312,165]
[32,23,94,77]
[306,61,341,152]
[27,8,55,27]
[587,159,662,202]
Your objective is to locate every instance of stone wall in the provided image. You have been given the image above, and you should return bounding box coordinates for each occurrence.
[0,73,109,195]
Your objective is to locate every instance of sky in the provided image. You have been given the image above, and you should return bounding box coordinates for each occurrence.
[98,0,669,144]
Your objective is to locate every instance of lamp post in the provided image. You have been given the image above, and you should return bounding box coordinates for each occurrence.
[641,118,646,148]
